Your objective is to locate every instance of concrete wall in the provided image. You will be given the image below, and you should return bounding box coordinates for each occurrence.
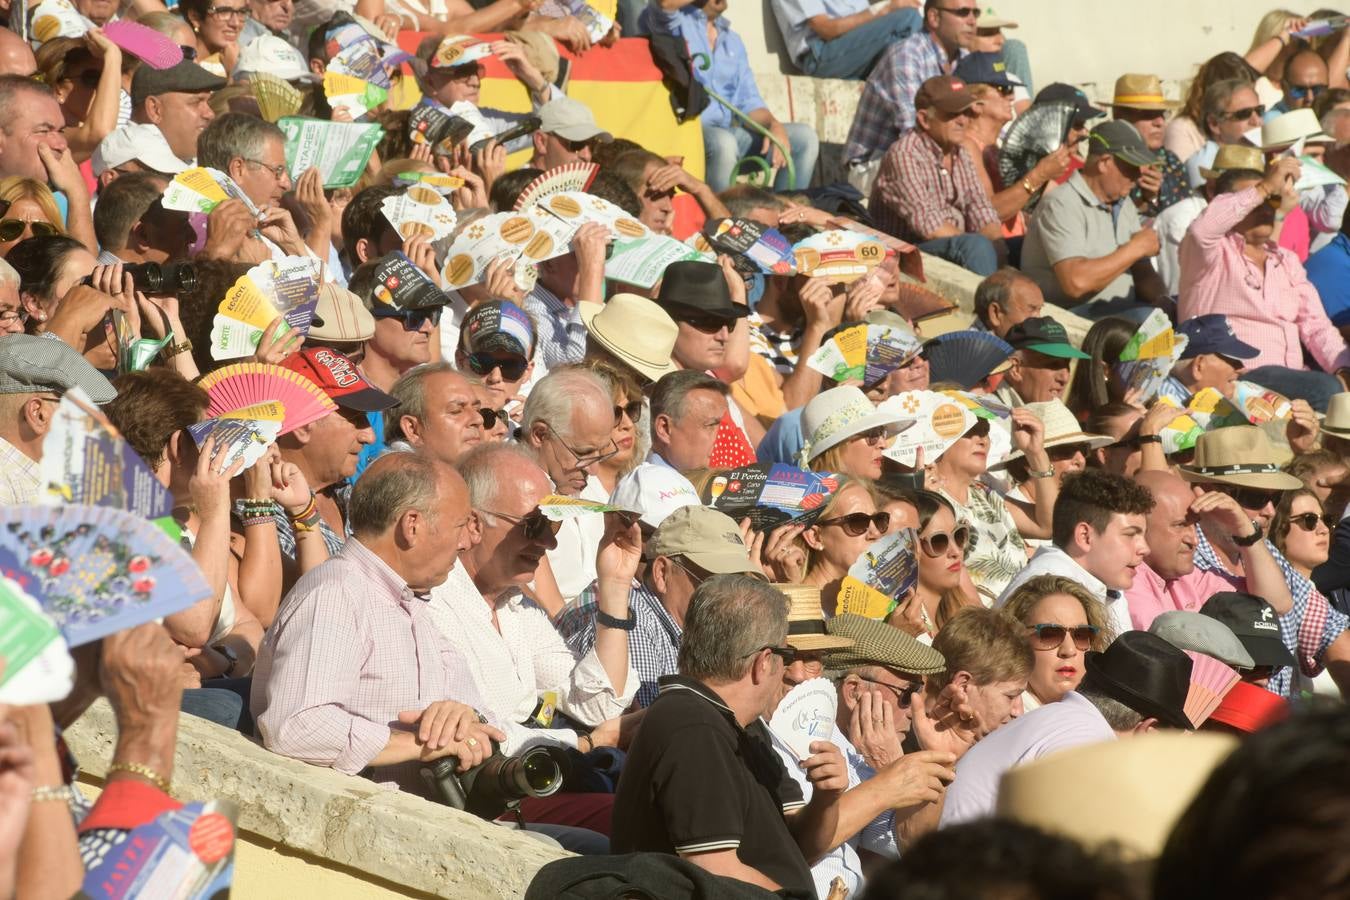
[64,702,567,899]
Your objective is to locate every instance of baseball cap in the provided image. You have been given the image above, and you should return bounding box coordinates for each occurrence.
[131,59,226,107]
[308,284,376,343]
[281,347,399,412]
[0,334,116,404]
[953,52,1014,89]
[462,301,535,359]
[1035,82,1104,125]
[234,34,317,83]
[610,463,700,530]
[1004,316,1091,359]
[1087,120,1164,168]
[1199,592,1296,669]
[1148,610,1255,669]
[1178,314,1259,363]
[914,75,979,115]
[91,123,189,177]
[537,96,612,143]
[978,7,1018,29]
[645,505,762,577]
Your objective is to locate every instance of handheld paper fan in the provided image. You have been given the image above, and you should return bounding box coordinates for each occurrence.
[330,37,391,88]
[199,363,336,435]
[373,251,449,311]
[0,504,213,647]
[702,463,840,531]
[103,20,183,69]
[324,70,387,120]
[393,171,465,195]
[1114,310,1189,404]
[769,677,837,760]
[1184,651,1241,728]
[707,414,756,469]
[381,187,458,241]
[880,390,977,467]
[536,191,650,240]
[514,163,601,211]
[162,167,259,217]
[701,217,796,276]
[538,494,626,522]
[0,575,74,704]
[792,230,887,283]
[429,34,495,68]
[81,801,239,900]
[41,388,174,522]
[998,100,1077,198]
[210,256,322,362]
[837,529,918,620]
[251,73,303,123]
[925,331,1015,390]
[187,401,286,470]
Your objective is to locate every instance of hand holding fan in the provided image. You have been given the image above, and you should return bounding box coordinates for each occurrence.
[198,363,336,435]
[998,101,1077,203]
[769,677,837,760]
[0,576,74,704]
[187,401,286,470]
[513,163,601,210]
[162,167,260,218]
[837,529,919,620]
[702,217,796,276]
[103,20,184,69]
[1183,651,1241,728]
[251,73,303,123]
[210,256,322,362]
[324,70,387,120]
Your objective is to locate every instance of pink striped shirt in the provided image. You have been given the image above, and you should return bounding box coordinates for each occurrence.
[1178,186,1350,374]
[251,539,490,793]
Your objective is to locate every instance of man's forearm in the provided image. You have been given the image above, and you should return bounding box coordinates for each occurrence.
[787,791,845,864]
[1244,543,1294,616]
[808,9,876,40]
[1053,245,1144,300]
[592,578,632,696]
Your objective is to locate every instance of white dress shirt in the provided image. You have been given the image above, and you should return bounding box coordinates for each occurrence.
[995,545,1135,638]
[426,562,637,753]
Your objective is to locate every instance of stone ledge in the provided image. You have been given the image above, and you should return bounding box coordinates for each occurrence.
[63,701,567,899]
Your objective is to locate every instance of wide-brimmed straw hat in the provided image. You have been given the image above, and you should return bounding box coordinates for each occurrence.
[1178,425,1302,490]
[579,294,678,384]
[1198,143,1266,180]
[1261,108,1333,151]
[801,385,914,462]
[779,584,854,651]
[995,399,1113,467]
[1105,73,1181,111]
[1322,393,1350,438]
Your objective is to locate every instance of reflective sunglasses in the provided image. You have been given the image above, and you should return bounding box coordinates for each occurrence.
[482,506,562,541]
[919,525,969,557]
[992,83,1015,97]
[1223,104,1266,121]
[614,399,644,423]
[817,511,890,536]
[1287,512,1336,532]
[1287,84,1328,100]
[374,306,442,331]
[465,352,528,381]
[0,219,58,242]
[1027,623,1099,651]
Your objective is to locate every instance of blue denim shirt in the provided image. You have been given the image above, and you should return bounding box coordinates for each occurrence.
[1305,232,1350,327]
[642,2,767,129]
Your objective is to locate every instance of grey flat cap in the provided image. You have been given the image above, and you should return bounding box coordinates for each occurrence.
[1148,610,1255,669]
[0,334,117,404]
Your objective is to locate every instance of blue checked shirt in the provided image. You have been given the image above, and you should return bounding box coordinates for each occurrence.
[234,500,345,560]
[643,4,767,130]
[1193,527,1347,698]
[844,32,963,165]
[524,283,588,369]
[556,579,682,708]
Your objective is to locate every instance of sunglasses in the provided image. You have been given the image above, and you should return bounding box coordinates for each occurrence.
[856,676,921,708]
[817,511,890,536]
[992,83,1015,97]
[465,352,528,381]
[1047,442,1091,461]
[938,4,981,17]
[1027,623,1099,651]
[1229,486,1281,511]
[482,506,562,542]
[1223,104,1266,121]
[1236,664,1275,680]
[853,425,889,447]
[0,219,58,242]
[614,399,643,423]
[480,407,510,430]
[919,525,969,557]
[1286,512,1336,532]
[683,315,733,334]
[374,306,442,331]
[1288,84,1328,100]
[746,644,797,663]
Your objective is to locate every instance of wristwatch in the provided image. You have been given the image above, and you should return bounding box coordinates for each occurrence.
[1137,434,1163,445]
[596,609,637,631]
[1232,521,1264,547]
[212,642,240,677]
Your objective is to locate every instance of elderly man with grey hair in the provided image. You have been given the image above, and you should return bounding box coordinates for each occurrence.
[197,112,294,208]
[972,268,1046,339]
[386,363,484,465]
[0,257,21,336]
[612,575,851,894]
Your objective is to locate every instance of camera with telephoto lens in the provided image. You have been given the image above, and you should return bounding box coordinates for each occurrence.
[124,261,198,295]
[420,741,570,820]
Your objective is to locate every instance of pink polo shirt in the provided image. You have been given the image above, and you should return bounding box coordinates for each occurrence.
[1177,186,1350,374]
[1124,560,1239,631]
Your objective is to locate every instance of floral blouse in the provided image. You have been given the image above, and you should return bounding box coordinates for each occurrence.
[938,483,1028,603]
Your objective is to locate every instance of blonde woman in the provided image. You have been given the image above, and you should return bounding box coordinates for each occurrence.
[801,477,888,616]
[34,30,125,161]
[1000,574,1112,713]
[801,384,911,479]
[0,174,96,259]
[1245,9,1311,90]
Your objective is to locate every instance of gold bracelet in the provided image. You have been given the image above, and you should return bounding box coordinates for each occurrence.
[108,761,171,793]
[161,339,193,359]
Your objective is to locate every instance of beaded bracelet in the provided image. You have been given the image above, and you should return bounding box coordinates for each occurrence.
[239,515,277,528]
[32,784,75,803]
[238,499,280,518]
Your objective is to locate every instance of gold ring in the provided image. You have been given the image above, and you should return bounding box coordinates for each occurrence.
[465,737,478,747]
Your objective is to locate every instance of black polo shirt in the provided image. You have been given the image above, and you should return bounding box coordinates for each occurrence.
[612,675,814,899]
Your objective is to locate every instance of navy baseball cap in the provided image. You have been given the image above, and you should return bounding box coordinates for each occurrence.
[954,52,1014,89]
[1178,315,1259,363]
[1035,82,1104,125]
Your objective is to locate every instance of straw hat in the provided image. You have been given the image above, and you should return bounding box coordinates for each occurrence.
[778,584,855,651]
[1198,143,1266,180]
[1178,425,1302,490]
[1105,73,1181,111]
[1261,108,1333,151]
[995,399,1113,467]
[996,732,1238,859]
[800,385,914,463]
[579,294,678,384]
[1321,392,1350,438]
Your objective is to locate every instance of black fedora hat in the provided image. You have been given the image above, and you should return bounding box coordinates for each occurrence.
[1080,631,1194,730]
[655,260,747,322]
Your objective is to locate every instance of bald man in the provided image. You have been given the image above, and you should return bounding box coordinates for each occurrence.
[1273,49,1329,118]
[0,29,35,77]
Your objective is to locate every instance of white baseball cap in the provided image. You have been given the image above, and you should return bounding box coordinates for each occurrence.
[610,463,701,530]
[91,123,190,177]
[234,34,315,83]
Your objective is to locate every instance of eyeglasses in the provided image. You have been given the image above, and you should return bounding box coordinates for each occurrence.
[1286,512,1336,532]
[1235,664,1274,680]
[745,644,797,663]
[1288,84,1328,100]
[0,219,58,242]
[1223,104,1266,122]
[465,352,528,381]
[1027,623,1099,651]
[1228,486,1280,511]
[1047,442,1090,461]
[374,306,442,331]
[244,158,290,180]
[480,506,562,542]
[669,555,713,585]
[817,511,890,537]
[938,5,981,17]
[682,316,733,334]
[614,399,644,423]
[480,407,509,430]
[853,425,889,447]
[0,310,22,327]
[919,525,969,557]
[206,5,248,17]
[545,421,619,470]
[856,676,922,708]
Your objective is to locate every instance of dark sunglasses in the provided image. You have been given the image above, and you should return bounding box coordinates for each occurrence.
[938,4,980,17]
[854,425,889,447]
[683,315,733,334]
[856,676,921,708]
[465,352,528,381]
[614,399,643,423]
[817,511,890,536]
[1027,623,1099,651]
[374,306,442,331]
[1286,512,1336,532]
[1047,442,1091,461]
[0,219,58,242]
[1223,104,1266,121]
[480,407,510,429]
[992,83,1015,97]
[920,525,969,557]
[745,644,797,663]
[483,506,562,542]
[1229,486,1280,511]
